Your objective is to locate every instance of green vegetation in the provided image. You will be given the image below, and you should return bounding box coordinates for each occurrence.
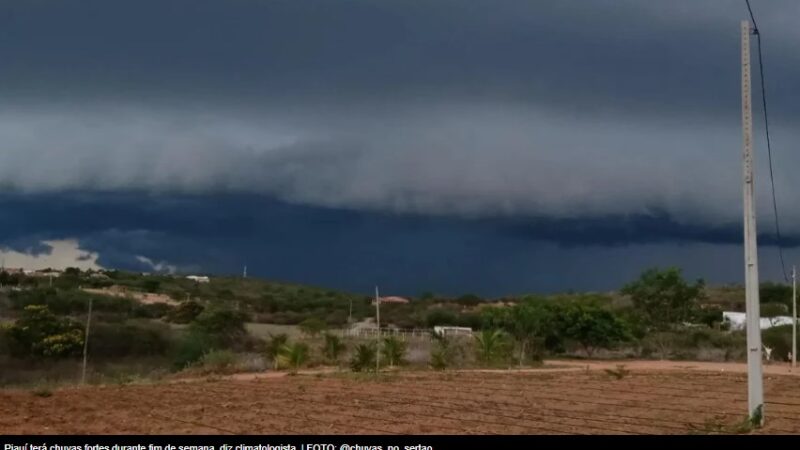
[7,305,84,358]
[278,342,310,372]
[350,343,378,372]
[264,333,289,369]
[381,336,407,367]
[474,329,510,365]
[323,333,346,364]
[0,265,796,388]
[298,317,327,338]
[621,267,706,330]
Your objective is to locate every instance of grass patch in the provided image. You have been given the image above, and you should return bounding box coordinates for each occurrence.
[604,364,630,380]
[31,386,53,398]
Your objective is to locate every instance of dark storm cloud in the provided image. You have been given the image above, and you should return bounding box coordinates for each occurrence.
[0,0,798,257]
[0,0,798,118]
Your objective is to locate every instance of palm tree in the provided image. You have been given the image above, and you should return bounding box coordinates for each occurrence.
[350,343,377,372]
[475,329,507,365]
[264,333,289,370]
[323,333,346,364]
[278,342,309,373]
[381,336,407,367]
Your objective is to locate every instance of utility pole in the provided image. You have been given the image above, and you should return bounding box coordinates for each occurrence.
[243,265,247,278]
[81,297,93,385]
[793,265,797,369]
[741,19,764,425]
[348,297,353,324]
[375,285,380,373]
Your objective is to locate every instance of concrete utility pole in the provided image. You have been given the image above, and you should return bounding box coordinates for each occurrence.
[81,297,93,385]
[793,265,797,369]
[741,19,765,425]
[375,285,380,373]
[348,297,353,324]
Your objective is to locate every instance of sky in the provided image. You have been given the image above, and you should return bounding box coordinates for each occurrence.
[0,0,798,296]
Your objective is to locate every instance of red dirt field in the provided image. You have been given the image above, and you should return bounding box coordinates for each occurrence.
[2,365,800,435]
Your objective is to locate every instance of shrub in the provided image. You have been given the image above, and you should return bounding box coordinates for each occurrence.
[199,349,238,374]
[278,342,310,372]
[189,306,247,347]
[322,333,346,364]
[298,318,327,338]
[166,301,205,324]
[88,321,173,358]
[7,305,84,359]
[430,336,455,371]
[172,331,215,370]
[474,329,511,365]
[381,336,407,367]
[264,333,289,370]
[133,302,174,319]
[350,343,377,372]
[762,325,797,362]
[425,309,458,328]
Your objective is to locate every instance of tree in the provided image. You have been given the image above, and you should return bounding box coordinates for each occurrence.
[298,318,327,338]
[278,342,310,372]
[189,306,247,347]
[474,329,510,365]
[761,302,789,327]
[506,301,550,366]
[425,308,457,328]
[381,336,407,367]
[265,333,289,370]
[552,302,630,357]
[322,333,346,364]
[760,283,792,309]
[142,279,161,293]
[621,267,706,330]
[7,305,84,358]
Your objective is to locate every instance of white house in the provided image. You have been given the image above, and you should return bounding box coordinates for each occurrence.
[186,275,210,283]
[722,311,794,330]
[433,326,473,338]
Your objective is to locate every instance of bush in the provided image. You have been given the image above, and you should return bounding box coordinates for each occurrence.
[264,333,289,370]
[189,306,247,347]
[762,325,797,362]
[425,309,458,328]
[474,329,511,366]
[9,288,134,315]
[430,336,457,370]
[199,349,238,374]
[167,301,205,324]
[133,302,174,319]
[381,336,407,367]
[350,343,377,372]
[7,305,84,359]
[88,321,173,358]
[172,331,215,370]
[278,342,310,372]
[322,333,346,363]
[298,318,327,338]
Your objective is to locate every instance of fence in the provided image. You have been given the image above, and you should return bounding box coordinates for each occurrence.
[341,327,433,340]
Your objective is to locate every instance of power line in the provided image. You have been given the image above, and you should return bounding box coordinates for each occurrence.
[745,0,789,282]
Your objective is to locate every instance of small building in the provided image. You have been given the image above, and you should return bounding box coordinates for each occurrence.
[372,296,410,305]
[186,275,210,283]
[722,311,794,330]
[433,326,473,338]
[32,269,62,278]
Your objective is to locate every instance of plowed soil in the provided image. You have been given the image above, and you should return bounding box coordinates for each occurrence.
[2,364,800,435]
